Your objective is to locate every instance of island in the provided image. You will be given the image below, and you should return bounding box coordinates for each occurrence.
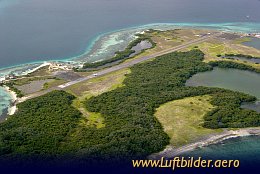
[0,28,260,167]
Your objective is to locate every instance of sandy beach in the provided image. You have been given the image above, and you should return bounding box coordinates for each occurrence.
[0,62,54,118]
[149,128,260,159]
[3,86,18,116]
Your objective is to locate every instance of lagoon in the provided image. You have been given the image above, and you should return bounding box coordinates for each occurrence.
[243,37,260,50]
[186,67,260,112]
[185,68,260,170]
[186,68,260,99]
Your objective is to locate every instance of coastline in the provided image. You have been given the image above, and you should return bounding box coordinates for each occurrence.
[0,22,259,163]
[0,24,258,122]
[149,128,260,159]
[0,22,259,134]
[1,22,260,79]
[0,108,8,122]
[3,86,17,117]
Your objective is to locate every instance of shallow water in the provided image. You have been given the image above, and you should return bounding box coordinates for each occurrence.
[186,67,260,112]
[186,68,260,99]
[226,57,260,64]
[0,87,12,119]
[130,40,153,57]
[243,37,260,50]
[241,101,260,112]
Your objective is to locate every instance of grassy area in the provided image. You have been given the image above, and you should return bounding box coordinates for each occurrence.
[185,39,260,69]
[155,95,222,147]
[1,49,259,163]
[67,68,130,97]
[188,42,237,59]
[233,37,251,44]
[71,99,105,129]
[66,68,130,128]
[43,79,67,89]
[86,112,105,129]
[74,29,259,75]
[7,76,54,86]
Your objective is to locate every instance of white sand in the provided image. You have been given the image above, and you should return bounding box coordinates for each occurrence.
[17,96,29,103]
[0,62,53,117]
[3,86,18,116]
[21,62,51,75]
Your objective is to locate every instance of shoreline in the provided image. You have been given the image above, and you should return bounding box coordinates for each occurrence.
[2,86,18,117]
[0,23,259,124]
[1,22,260,78]
[149,128,260,159]
[0,108,9,122]
[0,24,259,158]
[0,25,259,122]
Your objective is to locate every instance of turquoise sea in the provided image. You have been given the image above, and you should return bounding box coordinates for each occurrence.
[0,87,12,120]
[0,0,260,170]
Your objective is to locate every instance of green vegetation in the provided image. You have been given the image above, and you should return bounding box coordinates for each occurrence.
[187,39,260,64]
[66,68,129,97]
[43,79,67,90]
[86,50,259,137]
[233,37,251,44]
[203,92,259,128]
[3,83,24,98]
[155,95,222,147]
[68,69,129,129]
[192,42,227,56]
[208,44,225,55]
[224,53,260,59]
[86,112,105,129]
[81,34,156,69]
[0,91,81,156]
[6,76,54,86]
[209,60,260,73]
[0,50,259,163]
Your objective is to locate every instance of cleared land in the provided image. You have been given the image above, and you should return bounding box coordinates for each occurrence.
[66,68,130,98]
[66,68,130,128]
[155,95,222,147]
[16,79,53,95]
[43,79,67,90]
[183,37,260,69]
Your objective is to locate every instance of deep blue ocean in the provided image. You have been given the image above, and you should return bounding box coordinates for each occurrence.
[0,0,260,171]
[1,0,260,68]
